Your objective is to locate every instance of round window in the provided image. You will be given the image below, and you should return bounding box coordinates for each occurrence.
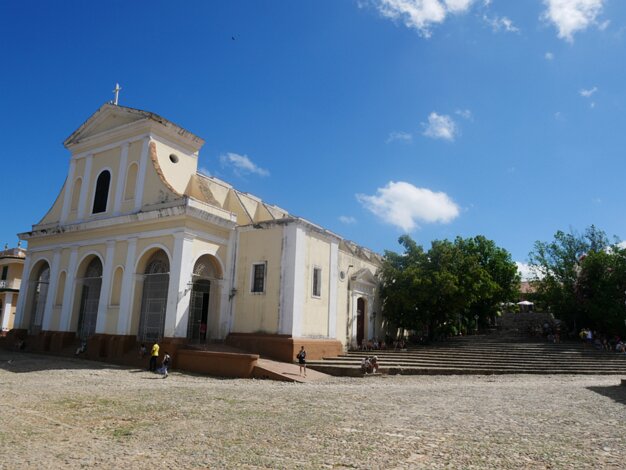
[169,154,179,163]
[339,270,346,281]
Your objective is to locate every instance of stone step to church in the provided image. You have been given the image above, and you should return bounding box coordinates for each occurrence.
[306,339,626,376]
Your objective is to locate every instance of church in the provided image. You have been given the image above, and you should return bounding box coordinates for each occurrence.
[11,101,382,370]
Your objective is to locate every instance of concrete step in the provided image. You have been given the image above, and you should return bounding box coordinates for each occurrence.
[312,338,626,376]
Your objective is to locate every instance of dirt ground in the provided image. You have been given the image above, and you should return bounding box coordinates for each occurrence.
[1,349,625,469]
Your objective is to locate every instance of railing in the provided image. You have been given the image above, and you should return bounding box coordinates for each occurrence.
[0,279,20,290]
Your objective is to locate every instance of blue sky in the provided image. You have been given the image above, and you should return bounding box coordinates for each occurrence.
[1,1,625,275]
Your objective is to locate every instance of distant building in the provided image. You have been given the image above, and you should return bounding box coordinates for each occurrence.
[12,103,381,363]
[0,245,25,334]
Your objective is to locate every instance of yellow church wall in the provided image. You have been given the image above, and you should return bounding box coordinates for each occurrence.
[84,147,121,219]
[141,150,180,207]
[232,227,283,334]
[119,140,143,213]
[301,232,331,337]
[152,140,198,196]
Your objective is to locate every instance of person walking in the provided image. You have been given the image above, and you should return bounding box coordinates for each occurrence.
[149,342,160,372]
[296,345,307,377]
[158,351,171,378]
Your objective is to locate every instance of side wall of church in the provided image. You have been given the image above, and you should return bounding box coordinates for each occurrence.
[300,231,332,337]
[232,226,283,334]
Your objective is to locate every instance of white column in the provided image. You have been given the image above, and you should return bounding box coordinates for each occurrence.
[219,229,236,338]
[60,247,79,331]
[350,293,358,347]
[77,154,93,219]
[368,297,375,340]
[95,241,116,334]
[60,159,77,223]
[12,254,32,329]
[227,229,240,334]
[113,143,129,215]
[278,223,305,337]
[118,237,138,335]
[1,292,13,331]
[327,241,338,339]
[134,138,151,211]
[164,232,195,338]
[42,250,61,331]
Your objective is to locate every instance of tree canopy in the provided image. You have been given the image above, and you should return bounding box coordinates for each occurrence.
[529,225,626,334]
[380,234,519,339]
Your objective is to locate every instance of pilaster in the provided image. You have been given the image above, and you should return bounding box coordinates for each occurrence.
[77,154,93,219]
[164,232,195,338]
[60,159,77,223]
[95,241,116,334]
[117,237,137,335]
[113,143,129,215]
[278,223,305,337]
[134,138,150,211]
[42,249,61,330]
[328,242,338,339]
[60,247,79,331]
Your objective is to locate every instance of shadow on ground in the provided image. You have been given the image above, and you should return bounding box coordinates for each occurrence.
[0,350,129,374]
[587,384,626,406]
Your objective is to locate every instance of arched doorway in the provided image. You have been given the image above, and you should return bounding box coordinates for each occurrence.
[76,257,103,340]
[187,255,220,342]
[356,297,365,347]
[137,250,169,343]
[29,263,50,335]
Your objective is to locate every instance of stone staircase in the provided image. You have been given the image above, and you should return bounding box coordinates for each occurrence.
[306,336,626,376]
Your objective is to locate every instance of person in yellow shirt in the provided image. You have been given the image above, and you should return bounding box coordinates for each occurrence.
[149,342,160,372]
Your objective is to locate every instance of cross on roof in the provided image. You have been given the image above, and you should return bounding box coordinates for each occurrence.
[112,83,122,105]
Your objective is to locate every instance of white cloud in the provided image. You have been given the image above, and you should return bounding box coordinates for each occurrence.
[386,131,413,143]
[545,51,554,60]
[516,262,544,281]
[373,0,475,37]
[483,14,520,33]
[198,167,211,176]
[339,215,357,224]
[356,181,460,232]
[455,108,472,120]
[541,0,605,42]
[219,152,269,177]
[422,112,458,141]
[579,86,598,97]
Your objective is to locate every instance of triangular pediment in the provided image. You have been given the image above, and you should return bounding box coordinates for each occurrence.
[352,268,378,285]
[64,104,151,147]
[63,103,204,149]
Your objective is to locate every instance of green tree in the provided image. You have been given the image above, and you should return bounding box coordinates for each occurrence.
[380,234,520,340]
[576,247,626,334]
[529,225,610,330]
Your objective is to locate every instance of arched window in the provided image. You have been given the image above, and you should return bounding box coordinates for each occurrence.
[92,170,111,214]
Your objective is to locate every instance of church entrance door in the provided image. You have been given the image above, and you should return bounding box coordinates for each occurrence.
[76,257,102,340]
[137,251,169,343]
[186,255,220,342]
[356,297,365,346]
[188,279,210,341]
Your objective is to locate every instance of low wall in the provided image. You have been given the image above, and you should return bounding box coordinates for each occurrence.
[176,349,259,378]
[226,333,343,362]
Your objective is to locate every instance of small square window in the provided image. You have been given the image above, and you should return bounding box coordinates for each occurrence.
[251,263,266,293]
[312,267,321,297]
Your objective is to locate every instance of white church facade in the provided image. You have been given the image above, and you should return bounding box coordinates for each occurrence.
[12,103,381,366]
